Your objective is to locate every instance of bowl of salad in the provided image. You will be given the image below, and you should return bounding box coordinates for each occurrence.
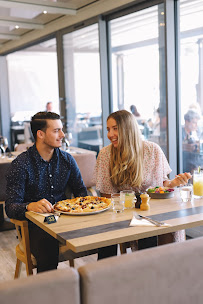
[147,187,175,199]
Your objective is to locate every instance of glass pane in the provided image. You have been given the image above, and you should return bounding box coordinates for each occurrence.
[180,0,203,173]
[109,4,167,156]
[7,38,59,147]
[63,24,103,155]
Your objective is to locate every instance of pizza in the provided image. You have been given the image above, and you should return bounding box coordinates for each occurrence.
[54,196,111,214]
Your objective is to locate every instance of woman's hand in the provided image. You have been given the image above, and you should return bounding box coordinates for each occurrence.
[170,172,192,188]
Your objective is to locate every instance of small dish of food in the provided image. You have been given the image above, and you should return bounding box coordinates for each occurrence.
[147,187,175,199]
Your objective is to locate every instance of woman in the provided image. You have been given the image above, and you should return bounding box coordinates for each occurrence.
[95,110,191,257]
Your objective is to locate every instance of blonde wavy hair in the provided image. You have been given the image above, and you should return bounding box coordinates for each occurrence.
[108,110,144,189]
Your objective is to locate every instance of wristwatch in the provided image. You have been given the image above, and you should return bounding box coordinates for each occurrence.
[25,204,29,211]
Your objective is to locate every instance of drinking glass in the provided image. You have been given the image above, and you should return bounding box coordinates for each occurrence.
[180,185,193,203]
[65,132,73,152]
[193,170,203,198]
[0,136,7,158]
[120,190,135,209]
[111,193,125,213]
[0,145,5,158]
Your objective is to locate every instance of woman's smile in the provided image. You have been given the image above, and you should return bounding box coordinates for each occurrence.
[110,137,118,147]
[107,118,118,148]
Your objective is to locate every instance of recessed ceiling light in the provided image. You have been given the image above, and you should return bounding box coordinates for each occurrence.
[15,25,19,29]
[161,12,164,15]
[43,10,48,14]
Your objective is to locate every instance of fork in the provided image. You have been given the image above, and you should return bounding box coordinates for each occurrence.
[133,212,164,227]
[54,211,61,217]
[51,209,61,217]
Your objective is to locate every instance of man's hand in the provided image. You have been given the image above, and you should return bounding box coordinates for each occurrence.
[26,199,54,213]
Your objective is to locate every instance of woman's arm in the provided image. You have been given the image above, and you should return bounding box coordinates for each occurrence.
[163,172,192,188]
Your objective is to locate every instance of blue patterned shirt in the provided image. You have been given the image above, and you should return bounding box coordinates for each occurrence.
[5,144,87,220]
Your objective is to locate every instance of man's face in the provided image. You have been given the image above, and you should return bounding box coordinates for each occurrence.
[185,118,199,132]
[46,103,53,112]
[41,119,65,148]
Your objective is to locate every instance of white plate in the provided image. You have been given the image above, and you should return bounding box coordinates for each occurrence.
[53,205,111,216]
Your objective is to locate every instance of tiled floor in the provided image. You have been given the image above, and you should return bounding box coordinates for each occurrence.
[0,229,98,283]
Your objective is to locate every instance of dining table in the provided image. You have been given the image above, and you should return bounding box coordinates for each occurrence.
[26,191,203,253]
[0,146,97,232]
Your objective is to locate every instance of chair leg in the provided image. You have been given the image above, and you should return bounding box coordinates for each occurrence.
[69,259,75,267]
[119,243,127,254]
[25,261,33,276]
[14,259,22,279]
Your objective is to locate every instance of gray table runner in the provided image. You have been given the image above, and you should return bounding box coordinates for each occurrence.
[58,206,203,240]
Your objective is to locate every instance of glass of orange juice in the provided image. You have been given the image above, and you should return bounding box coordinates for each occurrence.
[120,190,135,209]
[193,170,203,198]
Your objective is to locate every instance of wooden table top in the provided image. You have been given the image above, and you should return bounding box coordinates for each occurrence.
[26,191,203,253]
[0,152,20,163]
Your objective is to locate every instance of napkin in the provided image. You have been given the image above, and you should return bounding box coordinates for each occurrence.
[130,218,156,227]
[130,217,171,227]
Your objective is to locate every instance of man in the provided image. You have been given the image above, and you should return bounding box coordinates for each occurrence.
[5,112,87,273]
[46,101,53,112]
[182,110,201,173]
[183,110,200,144]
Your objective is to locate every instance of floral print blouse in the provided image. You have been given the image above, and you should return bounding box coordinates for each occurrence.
[94,141,171,194]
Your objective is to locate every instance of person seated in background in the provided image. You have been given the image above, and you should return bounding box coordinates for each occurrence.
[5,111,87,273]
[130,105,151,139]
[182,110,200,150]
[94,110,191,258]
[182,110,201,173]
[148,107,160,136]
[46,101,53,112]
[130,105,141,118]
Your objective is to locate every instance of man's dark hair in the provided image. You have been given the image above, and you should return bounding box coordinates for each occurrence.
[30,111,60,141]
[184,110,200,122]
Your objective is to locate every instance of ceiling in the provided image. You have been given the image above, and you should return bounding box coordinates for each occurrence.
[0,1,97,45]
[0,0,202,55]
[0,0,135,54]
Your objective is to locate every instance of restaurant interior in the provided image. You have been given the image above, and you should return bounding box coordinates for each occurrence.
[0,0,203,302]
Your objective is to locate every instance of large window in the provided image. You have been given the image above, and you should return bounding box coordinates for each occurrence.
[109,4,167,155]
[7,38,59,146]
[7,39,59,117]
[180,0,203,173]
[63,24,102,154]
